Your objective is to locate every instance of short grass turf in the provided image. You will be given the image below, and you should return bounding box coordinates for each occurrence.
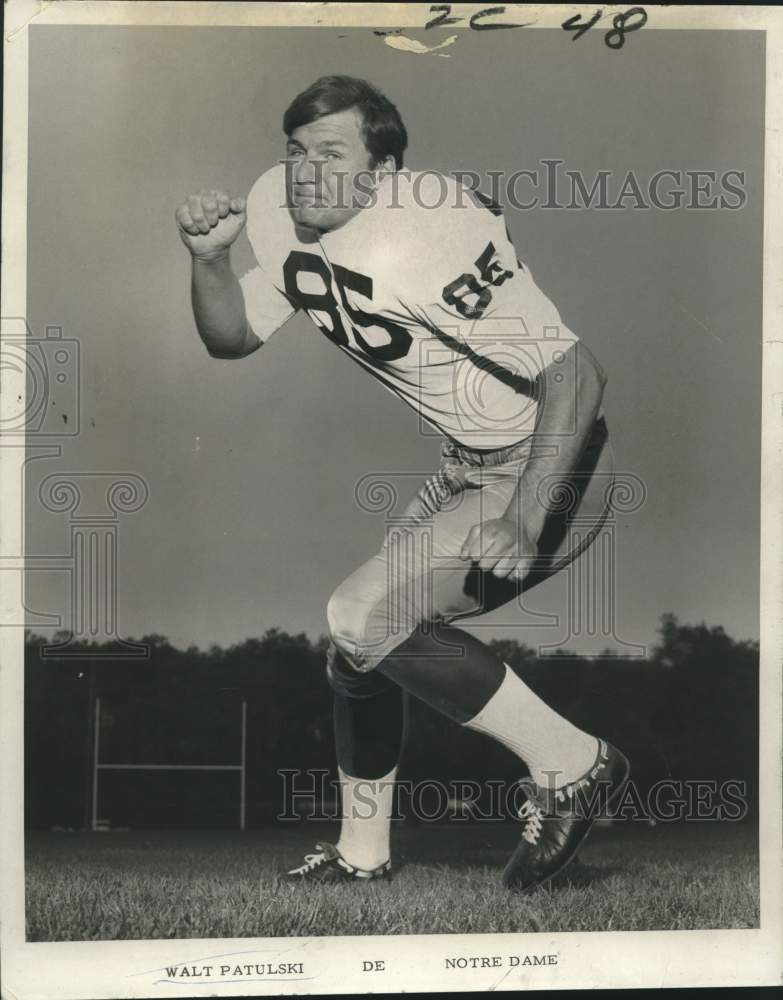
[25,820,758,940]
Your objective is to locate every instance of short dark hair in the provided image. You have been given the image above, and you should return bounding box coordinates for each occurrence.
[283,75,408,169]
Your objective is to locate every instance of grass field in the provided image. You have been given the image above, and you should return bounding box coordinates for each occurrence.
[25,820,758,941]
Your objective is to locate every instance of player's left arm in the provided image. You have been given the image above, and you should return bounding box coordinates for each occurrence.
[461,340,607,577]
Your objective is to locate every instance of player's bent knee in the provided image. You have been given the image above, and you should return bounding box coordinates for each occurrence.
[326,586,362,646]
[327,582,412,672]
[326,586,375,668]
[325,640,396,699]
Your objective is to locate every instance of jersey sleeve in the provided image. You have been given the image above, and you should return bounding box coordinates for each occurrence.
[419,181,580,377]
[239,264,296,344]
[239,166,298,343]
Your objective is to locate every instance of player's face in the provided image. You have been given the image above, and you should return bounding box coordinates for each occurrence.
[284,109,385,233]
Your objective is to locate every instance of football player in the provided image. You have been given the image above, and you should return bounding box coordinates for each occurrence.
[175,75,630,892]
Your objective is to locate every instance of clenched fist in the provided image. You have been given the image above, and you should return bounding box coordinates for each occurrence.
[175,189,246,261]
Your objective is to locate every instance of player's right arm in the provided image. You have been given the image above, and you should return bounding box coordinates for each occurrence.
[175,189,260,359]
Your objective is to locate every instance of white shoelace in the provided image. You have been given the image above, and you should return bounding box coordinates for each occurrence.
[518,799,545,845]
[288,848,327,875]
[288,844,390,878]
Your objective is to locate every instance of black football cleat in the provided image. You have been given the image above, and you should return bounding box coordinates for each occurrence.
[285,842,392,883]
[502,739,630,892]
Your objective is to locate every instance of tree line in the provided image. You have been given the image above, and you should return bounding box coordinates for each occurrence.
[24,614,758,829]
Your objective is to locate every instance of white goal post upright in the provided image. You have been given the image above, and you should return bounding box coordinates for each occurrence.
[240,698,246,831]
[90,696,248,831]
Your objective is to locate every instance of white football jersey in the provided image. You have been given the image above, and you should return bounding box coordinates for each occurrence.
[239,164,580,449]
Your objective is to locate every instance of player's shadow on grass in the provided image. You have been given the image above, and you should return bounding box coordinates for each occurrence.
[393,850,623,892]
[545,856,624,891]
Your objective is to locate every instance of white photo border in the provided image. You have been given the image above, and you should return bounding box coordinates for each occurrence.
[2,2,781,995]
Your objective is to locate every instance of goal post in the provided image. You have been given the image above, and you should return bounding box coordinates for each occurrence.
[90,696,248,830]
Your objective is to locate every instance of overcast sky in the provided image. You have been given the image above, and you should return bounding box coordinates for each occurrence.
[25,25,763,656]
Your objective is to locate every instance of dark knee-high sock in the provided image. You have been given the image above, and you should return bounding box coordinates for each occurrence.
[333,684,406,869]
[377,624,598,789]
[377,623,504,722]
[333,685,406,780]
